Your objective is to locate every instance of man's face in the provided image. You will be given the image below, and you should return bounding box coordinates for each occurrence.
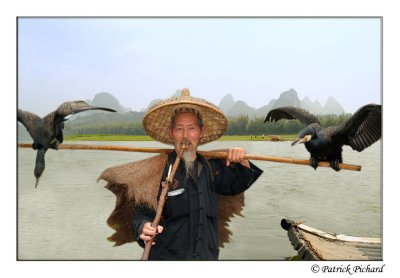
[169,112,205,154]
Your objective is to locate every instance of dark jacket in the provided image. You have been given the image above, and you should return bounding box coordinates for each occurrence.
[132,151,263,260]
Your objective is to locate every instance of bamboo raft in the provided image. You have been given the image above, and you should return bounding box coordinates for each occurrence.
[281,219,382,260]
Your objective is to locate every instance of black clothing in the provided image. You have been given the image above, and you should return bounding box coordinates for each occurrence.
[132,151,263,260]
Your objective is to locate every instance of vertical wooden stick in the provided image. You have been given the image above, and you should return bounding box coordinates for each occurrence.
[140,143,186,260]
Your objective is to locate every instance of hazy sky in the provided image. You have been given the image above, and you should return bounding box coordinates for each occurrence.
[18,17,381,116]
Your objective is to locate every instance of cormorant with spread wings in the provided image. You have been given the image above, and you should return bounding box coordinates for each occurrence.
[264,104,381,171]
[18,100,116,187]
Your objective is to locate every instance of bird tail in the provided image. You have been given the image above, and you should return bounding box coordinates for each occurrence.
[34,149,46,188]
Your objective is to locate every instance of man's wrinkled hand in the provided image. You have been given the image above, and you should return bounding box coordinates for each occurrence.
[140,222,164,245]
[226,147,250,168]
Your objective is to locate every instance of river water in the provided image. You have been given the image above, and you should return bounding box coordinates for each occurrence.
[17,140,381,260]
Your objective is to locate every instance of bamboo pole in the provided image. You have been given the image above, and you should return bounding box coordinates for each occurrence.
[17,143,361,171]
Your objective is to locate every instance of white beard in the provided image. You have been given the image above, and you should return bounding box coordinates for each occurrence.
[182,150,195,180]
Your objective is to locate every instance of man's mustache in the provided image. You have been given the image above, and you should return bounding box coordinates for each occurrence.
[181,139,191,146]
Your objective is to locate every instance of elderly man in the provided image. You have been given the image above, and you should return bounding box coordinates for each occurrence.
[131,89,263,260]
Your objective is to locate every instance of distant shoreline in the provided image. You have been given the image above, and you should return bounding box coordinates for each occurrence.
[63,134,297,141]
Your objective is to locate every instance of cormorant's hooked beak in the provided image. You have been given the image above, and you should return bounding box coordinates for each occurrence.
[291,135,312,146]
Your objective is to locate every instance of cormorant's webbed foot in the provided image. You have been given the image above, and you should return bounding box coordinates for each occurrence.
[310,157,319,170]
[330,159,341,171]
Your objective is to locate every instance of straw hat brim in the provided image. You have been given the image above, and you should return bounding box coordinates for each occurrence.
[143,94,228,145]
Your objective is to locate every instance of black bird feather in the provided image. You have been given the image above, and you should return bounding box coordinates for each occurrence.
[264,104,381,171]
[18,100,116,187]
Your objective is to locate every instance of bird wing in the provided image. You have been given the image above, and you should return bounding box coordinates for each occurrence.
[38,101,116,146]
[17,109,42,141]
[331,104,381,152]
[41,100,117,136]
[53,100,116,123]
[264,106,320,126]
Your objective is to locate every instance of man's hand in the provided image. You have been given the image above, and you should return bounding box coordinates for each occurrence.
[226,147,250,168]
[140,222,164,245]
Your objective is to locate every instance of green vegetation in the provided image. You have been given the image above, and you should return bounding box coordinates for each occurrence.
[64,112,146,136]
[64,113,351,139]
[64,134,153,141]
[225,114,351,135]
[219,134,297,141]
[64,134,297,141]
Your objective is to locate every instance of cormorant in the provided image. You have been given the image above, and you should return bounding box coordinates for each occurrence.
[264,104,381,171]
[18,100,116,187]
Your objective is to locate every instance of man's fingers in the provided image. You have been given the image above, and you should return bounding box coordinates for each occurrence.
[226,148,245,165]
[143,226,157,236]
[140,234,153,242]
[140,225,163,244]
[226,148,233,166]
[143,224,163,236]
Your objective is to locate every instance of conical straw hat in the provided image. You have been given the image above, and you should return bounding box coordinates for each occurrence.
[143,88,228,145]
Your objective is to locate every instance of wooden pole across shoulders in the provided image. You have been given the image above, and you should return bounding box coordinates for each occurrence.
[17,143,362,171]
